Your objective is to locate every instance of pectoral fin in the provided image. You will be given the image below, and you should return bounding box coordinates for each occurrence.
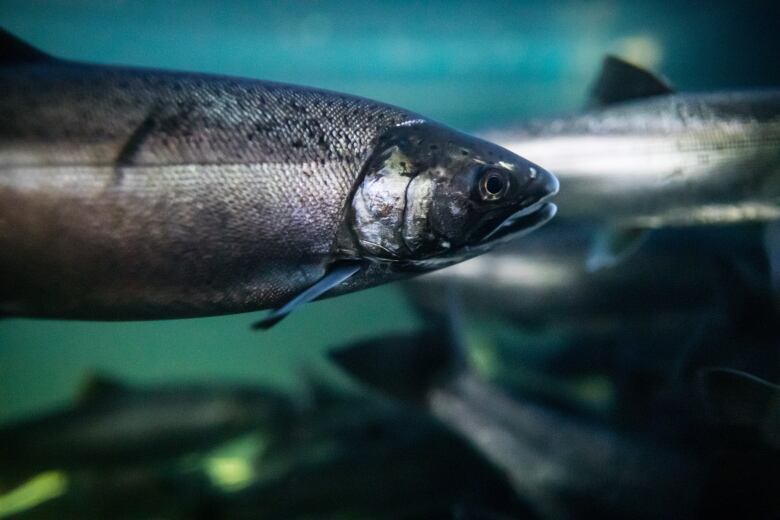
[586,226,649,271]
[252,262,362,330]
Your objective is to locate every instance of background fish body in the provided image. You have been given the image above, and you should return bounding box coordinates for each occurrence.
[485,90,780,228]
[405,223,766,327]
[0,56,421,319]
[428,372,701,520]
[0,376,292,489]
[330,331,702,520]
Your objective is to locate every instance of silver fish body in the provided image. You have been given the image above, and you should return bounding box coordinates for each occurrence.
[405,222,766,328]
[0,59,417,318]
[330,332,703,520]
[0,376,293,489]
[0,61,406,318]
[427,372,701,520]
[0,32,557,320]
[480,55,780,269]
[483,90,780,228]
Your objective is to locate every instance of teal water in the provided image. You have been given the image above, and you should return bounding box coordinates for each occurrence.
[2,0,779,421]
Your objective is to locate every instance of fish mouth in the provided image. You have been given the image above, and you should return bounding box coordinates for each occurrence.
[400,201,557,271]
[478,163,559,244]
[480,201,558,244]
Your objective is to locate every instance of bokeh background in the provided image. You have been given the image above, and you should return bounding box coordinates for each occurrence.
[2,0,780,421]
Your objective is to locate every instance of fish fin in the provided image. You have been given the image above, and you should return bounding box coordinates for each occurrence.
[298,368,354,408]
[329,331,454,402]
[763,221,780,305]
[78,372,126,403]
[586,226,650,271]
[698,367,779,429]
[587,55,674,108]
[251,262,362,330]
[329,285,466,402]
[0,29,55,64]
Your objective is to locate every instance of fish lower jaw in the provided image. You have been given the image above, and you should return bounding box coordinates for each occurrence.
[480,201,558,244]
[402,202,559,271]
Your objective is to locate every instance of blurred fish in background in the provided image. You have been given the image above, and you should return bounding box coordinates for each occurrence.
[404,223,778,426]
[2,0,780,519]
[0,375,295,492]
[330,327,705,520]
[0,374,530,519]
[480,56,780,269]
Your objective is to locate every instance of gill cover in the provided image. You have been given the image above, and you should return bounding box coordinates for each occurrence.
[347,123,422,260]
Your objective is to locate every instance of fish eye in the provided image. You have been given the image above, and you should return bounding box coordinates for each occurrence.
[478,169,510,201]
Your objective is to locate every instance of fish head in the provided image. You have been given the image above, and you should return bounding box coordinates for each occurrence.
[346,120,558,266]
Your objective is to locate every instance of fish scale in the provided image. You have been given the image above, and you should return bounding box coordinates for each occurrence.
[0,60,421,318]
[0,30,558,322]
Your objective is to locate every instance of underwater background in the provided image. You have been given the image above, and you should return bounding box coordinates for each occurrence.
[2,0,780,422]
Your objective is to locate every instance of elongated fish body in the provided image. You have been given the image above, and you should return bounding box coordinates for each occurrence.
[330,332,703,520]
[0,375,293,489]
[427,373,701,520]
[228,389,527,520]
[0,59,411,318]
[483,91,780,228]
[405,223,766,327]
[479,56,780,269]
[0,31,558,320]
[9,386,527,520]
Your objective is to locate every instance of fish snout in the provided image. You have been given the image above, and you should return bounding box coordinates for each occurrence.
[520,163,559,207]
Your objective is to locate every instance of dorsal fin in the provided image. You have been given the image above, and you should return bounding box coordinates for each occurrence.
[78,372,127,403]
[587,55,673,108]
[0,28,54,64]
[329,289,467,403]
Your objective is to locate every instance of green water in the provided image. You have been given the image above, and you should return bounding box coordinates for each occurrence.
[2,0,779,421]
